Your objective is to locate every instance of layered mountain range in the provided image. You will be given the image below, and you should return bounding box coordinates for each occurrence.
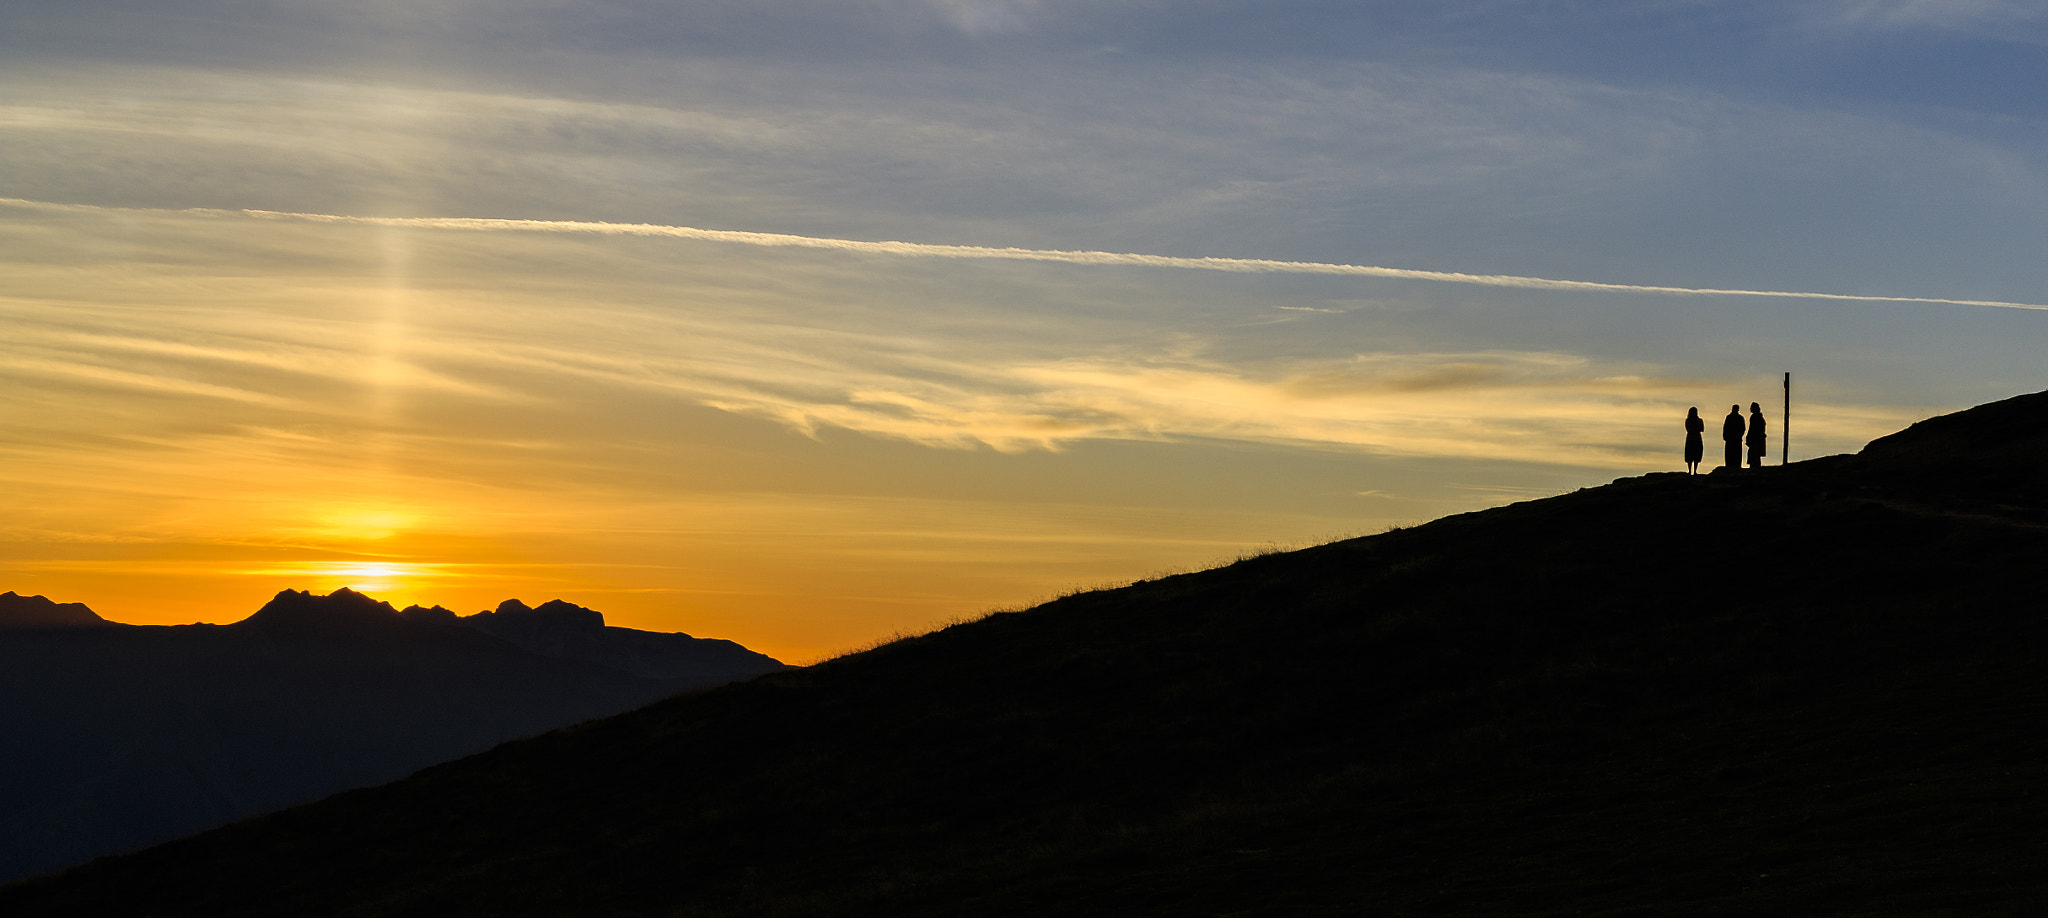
[0,589,786,883]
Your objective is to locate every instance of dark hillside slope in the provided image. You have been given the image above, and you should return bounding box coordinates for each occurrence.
[6,392,2048,916]
[1850,388,2048,503]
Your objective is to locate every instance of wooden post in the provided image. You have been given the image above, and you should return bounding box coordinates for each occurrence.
[1782,372,1790,466]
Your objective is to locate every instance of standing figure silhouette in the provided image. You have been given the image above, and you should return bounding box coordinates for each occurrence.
[1683,407,1704,475]
[1722,405,1745,471]
[1746,402,1768,469]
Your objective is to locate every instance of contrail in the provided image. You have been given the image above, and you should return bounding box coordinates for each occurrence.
[6,197,2044,311]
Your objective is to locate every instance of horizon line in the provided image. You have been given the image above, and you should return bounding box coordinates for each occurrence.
[6,197,2045,312]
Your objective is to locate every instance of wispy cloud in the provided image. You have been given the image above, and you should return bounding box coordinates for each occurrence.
[0,200,1964,482]
[7,198,2040,311]
[10,53,2042,298]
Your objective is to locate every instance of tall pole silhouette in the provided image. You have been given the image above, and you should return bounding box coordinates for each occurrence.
[1782,372,1790,466]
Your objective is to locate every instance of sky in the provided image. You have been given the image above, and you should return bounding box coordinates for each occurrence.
[4,1,2045,662]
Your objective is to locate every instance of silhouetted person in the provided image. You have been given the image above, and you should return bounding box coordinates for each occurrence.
[1683,407,1704,475]
[1722,405,1744,470]
[1747,402,1768,468]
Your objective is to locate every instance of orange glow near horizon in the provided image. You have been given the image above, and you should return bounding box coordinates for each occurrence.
[0,492,1355,663]
[0,202,1937,663]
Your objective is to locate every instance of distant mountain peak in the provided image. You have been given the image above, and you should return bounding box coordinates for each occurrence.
[477,598,606,630]
[449,598,784,680]
[537,599,606,628]
[228,591,778,683]
[239,588,406,634]
[0,591,113,629]
[399,604,461,626]
[255,587,394,614]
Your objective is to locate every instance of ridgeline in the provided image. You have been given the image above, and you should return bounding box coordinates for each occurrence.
[5,392,2046,916]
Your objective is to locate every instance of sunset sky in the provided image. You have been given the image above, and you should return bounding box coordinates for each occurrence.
[5,1,2046,661]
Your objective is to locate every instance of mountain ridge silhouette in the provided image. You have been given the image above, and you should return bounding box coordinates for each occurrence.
[0,591,114,629]
[0,589,787,884]
[4,390,2045,915]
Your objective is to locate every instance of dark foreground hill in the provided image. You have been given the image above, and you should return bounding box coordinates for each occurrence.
[6,392,2048,916]
[0,590,786,883]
